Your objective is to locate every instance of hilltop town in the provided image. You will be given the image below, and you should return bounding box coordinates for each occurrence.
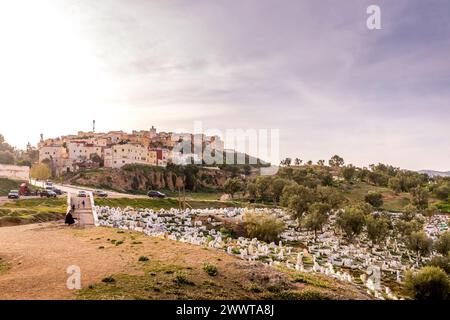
[38,125,225,176]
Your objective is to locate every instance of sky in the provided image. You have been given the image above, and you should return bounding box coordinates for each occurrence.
[0,0,449,171]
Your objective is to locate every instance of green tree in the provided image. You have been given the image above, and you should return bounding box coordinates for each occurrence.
[341,165,356,182]
[30,163,52,180]
[269,178,288,205]
[328,155,344,167]
[411,186,429,209]
[0,151,15,165]
[284,185,316,220]
[336,205,366,240]
[302,202,330,241]
[428,256,450,275]
[435,183,450,201]
[364,191,384,208]
[405,266,450,300]
[408,231,432,262]
[434,232,450,256]
[388,177,402,193]
[223,177,243,199]
[365,214,390,246]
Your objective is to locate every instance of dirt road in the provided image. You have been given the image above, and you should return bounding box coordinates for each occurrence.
[0,222,130,299]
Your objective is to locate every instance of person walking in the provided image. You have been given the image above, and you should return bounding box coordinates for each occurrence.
[82,200,86,209]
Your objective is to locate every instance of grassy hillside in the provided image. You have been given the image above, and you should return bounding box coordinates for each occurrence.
[0,198,66,227]
[76,227,371,300]
[0,178,22,196]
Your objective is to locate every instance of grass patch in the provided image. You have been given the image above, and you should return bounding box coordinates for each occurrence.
[0,258,10,275]
[0,198,67,227]
[203,263,218,277]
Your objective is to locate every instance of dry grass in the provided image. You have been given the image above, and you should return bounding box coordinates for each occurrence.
[0,223,372,300]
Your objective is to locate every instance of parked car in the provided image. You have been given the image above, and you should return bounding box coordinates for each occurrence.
[8,190,20,199]
[53,188,63,195]
[40,190,57,198]
[94,190,108,198]
[77,191,87,197]
[147,190,166,198]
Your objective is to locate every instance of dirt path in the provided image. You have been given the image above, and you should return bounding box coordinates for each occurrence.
[0,222,131,299]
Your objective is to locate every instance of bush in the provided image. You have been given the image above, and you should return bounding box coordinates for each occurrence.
[203,263,218,276]
[243,211,286,243]
[173,273,195,286]
[138,256,149,262]
[405,266,450,300]
[364,192,383,208]
[101,276,116,283]
[428,256,450,274]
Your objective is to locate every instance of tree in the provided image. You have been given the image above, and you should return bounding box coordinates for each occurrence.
[302,202,330,241]
[365,214,390,245]
[316,186,344,209]
[411,186,429,209]
[434,232,450,256]
[364,191,384,208]
[317,160,325,166]
[336,205,366,240]
[254,176,272,202]
[341,165,356,182]
[269,178,288,205]
[246,182,257,200]
[388,177,402,194]
[435,183,450,201]
[328,155,344,167]
[90,153,104,167]
[405,266,450,300]
[284,185,316,220]
[294,158,302,166]
[428,256,450,275]
[0,151,15,165]
[280,158,292,166]
[30,163,52,180]
[408,231,432,262]
[223,177,243,199]
[243,211,286,243]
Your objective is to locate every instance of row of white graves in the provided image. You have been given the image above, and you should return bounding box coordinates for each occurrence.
[96,205,437,299]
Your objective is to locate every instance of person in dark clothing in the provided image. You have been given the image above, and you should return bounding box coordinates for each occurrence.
[82,200,86,208]
[65,210,76,226]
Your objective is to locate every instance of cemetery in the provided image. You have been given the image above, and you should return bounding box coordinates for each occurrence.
[95,204,450,300]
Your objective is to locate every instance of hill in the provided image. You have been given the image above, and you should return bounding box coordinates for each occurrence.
[419,170,450,177]
[0,222,371,300]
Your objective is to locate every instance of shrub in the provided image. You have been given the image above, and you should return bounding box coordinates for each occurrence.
[243,210,286,243]
[138,256,149,262]
[203,263,218,276]
[405,266,450,300]
[173,273,195,286]
[101,276,116,283]
[364,192,383,208]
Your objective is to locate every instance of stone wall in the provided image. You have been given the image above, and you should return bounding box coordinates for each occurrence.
[0,164,30,181]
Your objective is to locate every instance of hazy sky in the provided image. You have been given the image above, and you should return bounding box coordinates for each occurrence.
[0,0,449,170]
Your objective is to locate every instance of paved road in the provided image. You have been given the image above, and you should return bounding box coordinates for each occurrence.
[36,182,148,199]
